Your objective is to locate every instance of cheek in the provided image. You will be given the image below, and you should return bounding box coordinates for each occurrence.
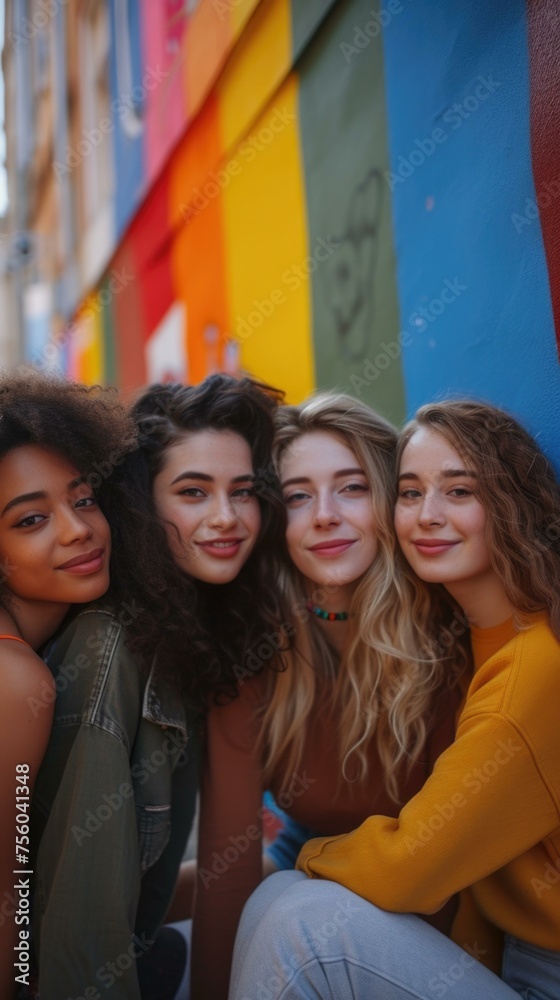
[394,507,412,542]
[158,500,197,551]
[285,513,305,557]
[247,503,261,538]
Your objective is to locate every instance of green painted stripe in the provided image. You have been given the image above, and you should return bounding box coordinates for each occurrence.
[296,0,405,425]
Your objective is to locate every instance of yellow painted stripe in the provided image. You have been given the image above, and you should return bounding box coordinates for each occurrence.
[217,0,293,152]
[76,295,105,384]
[220,71,315,402]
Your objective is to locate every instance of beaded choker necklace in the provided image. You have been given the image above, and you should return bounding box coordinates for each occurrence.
[306,600,348,622]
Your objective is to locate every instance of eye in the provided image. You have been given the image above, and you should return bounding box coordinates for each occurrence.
[75,496,98,509]
[178,487,206,498]
[398,488,422,500]
[232,487,256,499]
[341,482,369,494]
[284,490,310,504]
[448,487,473,498]
[14,513,47,528]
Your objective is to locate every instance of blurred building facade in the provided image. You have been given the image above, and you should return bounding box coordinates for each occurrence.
[3,0,560,466]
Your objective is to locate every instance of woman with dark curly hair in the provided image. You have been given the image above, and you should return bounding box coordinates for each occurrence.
[31,373,287,1000]
[0,368,136,999]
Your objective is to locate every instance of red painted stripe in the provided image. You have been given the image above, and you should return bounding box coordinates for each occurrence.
[527,0,560,357]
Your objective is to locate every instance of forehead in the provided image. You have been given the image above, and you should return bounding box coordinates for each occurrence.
[0,444,79,491]
[400,427,466,472]
[280,430,361,477]
[161,428,253,472]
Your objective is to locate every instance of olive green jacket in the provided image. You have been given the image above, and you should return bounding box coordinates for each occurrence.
[31,606,199,1000]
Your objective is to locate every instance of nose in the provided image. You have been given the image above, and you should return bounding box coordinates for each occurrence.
[417,491,445,528]
[313,491,341,528]
[58,504,93,545]
[207,493,238,531]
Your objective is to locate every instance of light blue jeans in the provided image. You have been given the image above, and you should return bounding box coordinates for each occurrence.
[229,871,560,1000]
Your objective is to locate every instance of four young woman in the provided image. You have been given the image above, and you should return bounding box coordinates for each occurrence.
[2,368,558,1000]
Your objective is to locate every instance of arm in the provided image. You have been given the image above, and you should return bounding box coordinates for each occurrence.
[0,645,54,999]
[297,710,559,912]
[191,684,264,1000]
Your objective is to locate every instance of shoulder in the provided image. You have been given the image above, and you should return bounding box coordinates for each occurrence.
[0,641,54,707]
[464,616,560,734]
[44,603,146,729]
[0,644,55,769]
[208,675,266,749]
[46,603,137,668]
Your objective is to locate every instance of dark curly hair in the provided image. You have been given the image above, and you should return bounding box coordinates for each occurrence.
[0,367,137,610]
[126,374,291,707]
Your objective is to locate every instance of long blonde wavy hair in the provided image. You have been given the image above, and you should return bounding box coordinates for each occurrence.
[260,393,468,802]
[398,400,560,639]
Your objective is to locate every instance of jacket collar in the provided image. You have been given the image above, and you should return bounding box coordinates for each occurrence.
[142,661,189,738]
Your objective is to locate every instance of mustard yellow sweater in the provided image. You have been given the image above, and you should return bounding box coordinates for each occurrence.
[297,614,560,970]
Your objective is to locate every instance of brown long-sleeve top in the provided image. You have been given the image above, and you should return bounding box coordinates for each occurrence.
[191,671,463,1000]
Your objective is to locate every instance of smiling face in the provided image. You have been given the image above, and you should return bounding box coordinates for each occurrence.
[280,431,378,607]
[0,445,111,611]
[395,427,497,598]
[152,429,261,584]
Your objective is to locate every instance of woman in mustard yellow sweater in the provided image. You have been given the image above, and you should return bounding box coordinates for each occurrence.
[228,400,560,1000]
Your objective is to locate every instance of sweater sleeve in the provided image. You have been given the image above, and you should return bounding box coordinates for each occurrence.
[191,681,264,1000]
[297,711,559,913]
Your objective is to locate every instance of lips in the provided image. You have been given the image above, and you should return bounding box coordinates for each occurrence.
[58,548,105,574]
[308,539,356,557]
[196,538,246,559]
[412,539,460,556]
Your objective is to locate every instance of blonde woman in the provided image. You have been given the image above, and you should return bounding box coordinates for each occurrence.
[191,394,467,1000]
[229,400,560,1000]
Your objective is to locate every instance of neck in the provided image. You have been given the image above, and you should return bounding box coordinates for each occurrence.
[445,573,514,629]
[7,598,71,650]
[305,579,355,615]
[305,578,355,653]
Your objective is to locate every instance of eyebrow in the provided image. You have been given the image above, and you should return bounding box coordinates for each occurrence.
[1,491,48,517]
[170,471,256,486]
[1,477,91,517]
[281,467,365,488]
[398,468,477,482]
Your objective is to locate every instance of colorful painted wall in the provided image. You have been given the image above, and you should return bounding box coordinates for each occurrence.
[45,0,560,470]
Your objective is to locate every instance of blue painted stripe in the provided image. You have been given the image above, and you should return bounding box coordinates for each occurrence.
[382,0,560,469]
[108,0,145,238]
